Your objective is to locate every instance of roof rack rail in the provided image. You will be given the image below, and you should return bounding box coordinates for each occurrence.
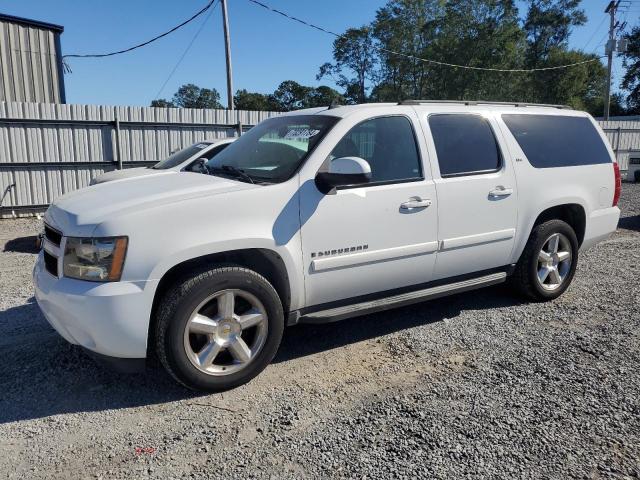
[399,100,570,109]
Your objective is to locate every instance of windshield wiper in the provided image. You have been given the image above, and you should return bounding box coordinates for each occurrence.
[209,165,255,184]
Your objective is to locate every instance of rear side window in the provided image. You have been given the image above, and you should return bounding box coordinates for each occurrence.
[502,114,611,168]
[428,114,501,177]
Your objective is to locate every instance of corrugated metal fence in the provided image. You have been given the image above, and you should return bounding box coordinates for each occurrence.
[599,120,640,171]
[1,101,639,217]
[0,101,279,216]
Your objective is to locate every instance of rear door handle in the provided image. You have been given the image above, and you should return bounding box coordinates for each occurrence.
[400,198,432,210]
[489,186,513,198]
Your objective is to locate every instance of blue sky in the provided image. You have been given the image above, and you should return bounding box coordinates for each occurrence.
[2,0,634,106]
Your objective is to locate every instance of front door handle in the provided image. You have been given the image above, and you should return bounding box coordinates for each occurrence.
[489,186,513,198]
[400,198,432,210]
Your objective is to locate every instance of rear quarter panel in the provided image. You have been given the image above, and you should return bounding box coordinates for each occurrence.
[495,111,617,261]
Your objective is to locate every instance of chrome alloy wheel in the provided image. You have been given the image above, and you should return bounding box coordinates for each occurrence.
[536,232,572,291]
[183,289,268,376]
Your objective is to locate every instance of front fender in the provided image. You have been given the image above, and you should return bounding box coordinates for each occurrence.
[146,237,304,310]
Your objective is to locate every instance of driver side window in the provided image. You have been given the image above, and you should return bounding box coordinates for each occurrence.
[328,116,422,184]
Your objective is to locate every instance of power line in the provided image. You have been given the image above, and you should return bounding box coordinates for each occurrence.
[63,0,216,59]
[247,0,605,73]
[153,1,219,102]
[582,15,608,51]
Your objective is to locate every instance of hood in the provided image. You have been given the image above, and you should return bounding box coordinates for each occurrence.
[90,167,172,185]
[46,172,257,234]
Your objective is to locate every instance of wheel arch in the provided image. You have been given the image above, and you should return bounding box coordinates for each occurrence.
[147,248,292,358]
[532,203,586,246]
[513,201,587,264]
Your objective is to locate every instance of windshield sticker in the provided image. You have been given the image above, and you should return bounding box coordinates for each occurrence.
[194,143,209,149]
[283,128,320,140]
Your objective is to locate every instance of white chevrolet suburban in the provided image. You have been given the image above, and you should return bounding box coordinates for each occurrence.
[33,101,621,391]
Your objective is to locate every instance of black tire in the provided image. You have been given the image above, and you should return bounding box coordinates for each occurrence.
[510,219,579,301]
[155,266,284,392]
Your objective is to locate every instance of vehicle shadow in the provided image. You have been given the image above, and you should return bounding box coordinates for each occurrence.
[618,214,640,233]
[0,286,523,424]
[3,235,39,253]
[0,299,200,424]
[275,284,523,363]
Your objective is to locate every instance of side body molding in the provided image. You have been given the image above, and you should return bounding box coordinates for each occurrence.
[311,241,439,272]
[440,228,516,250]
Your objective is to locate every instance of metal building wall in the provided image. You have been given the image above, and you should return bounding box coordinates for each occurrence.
[0,101,280,216]
[0,15,65,104]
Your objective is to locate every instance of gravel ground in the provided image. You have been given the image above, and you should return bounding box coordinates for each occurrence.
[1,184,639,479]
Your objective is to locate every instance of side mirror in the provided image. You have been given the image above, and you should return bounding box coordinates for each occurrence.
[186,157,208,173]
[315,157,372,194]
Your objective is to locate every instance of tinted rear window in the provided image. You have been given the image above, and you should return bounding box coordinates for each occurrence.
[502,114,611,168]
[429,114,501,176]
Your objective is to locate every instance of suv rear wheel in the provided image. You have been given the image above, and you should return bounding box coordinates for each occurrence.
[155,266,284,391]
[511,219,579,301]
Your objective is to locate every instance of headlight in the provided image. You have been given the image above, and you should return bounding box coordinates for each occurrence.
[63,237,128,282]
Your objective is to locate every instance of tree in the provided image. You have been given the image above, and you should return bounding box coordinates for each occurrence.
[517,0,601,108]
[317,27,377,103]
[305,86,345,107]
[234,89,279,111]
[370,0,524,101]
[150,99,175,108]
[172,84,223,109]
[583,92,627,117]
[323,0,612,111]
[149,84,223,109]
[621,26,640,114]
[523,0,586,65]
[232,84,345,112]
[270,80,312,111]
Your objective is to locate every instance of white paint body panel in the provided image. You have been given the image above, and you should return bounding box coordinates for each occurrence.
[33,103,620,359]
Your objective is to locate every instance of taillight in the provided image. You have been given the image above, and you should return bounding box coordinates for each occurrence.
[612,162,621,207]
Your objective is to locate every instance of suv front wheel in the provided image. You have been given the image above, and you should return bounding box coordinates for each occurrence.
[511,219,579,301]
[155,266,284,391]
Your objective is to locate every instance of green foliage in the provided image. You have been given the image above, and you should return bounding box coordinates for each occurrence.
[150,99,174,108]
[234,82,345,112]
[306,85,346,107]
[523,0,586,64]
[271,80,313,111]
[621,26,640,114]
[317,27,377,103]
[320,0,632,114]
[153,82,345,112]
[271,81,345,110]
[149,84,223,109]
[172,84,222,109]
[583,92,627,118]
[233,89,279,111]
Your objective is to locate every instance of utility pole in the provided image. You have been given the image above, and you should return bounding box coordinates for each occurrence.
[603,0,619,120]
[221,0,234,110]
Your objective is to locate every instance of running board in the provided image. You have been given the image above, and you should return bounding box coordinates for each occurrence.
[299,272,507,324]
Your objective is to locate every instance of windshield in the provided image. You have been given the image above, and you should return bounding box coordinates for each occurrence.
[152,142,212,170]
[205,115,339,183]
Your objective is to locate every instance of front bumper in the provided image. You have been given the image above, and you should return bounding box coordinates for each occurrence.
[33,252,156,359]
